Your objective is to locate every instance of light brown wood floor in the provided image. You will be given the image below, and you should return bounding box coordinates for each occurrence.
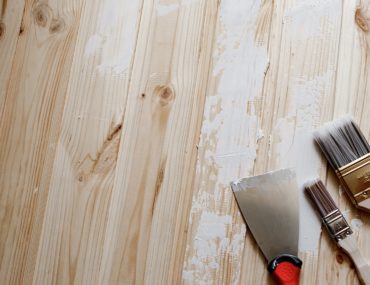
[1,0,370,284]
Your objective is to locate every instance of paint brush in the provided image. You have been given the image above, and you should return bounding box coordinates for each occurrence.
[231,169,302,285]
[314,116,370,211]
[305,179,370,285]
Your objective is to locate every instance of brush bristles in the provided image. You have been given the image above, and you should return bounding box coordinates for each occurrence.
[314,116,370,170]
[304,179,338,218]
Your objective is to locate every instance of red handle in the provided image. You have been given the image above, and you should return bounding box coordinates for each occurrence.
[267,254,302,285]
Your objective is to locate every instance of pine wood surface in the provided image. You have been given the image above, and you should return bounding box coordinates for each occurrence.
[1,0,370,284]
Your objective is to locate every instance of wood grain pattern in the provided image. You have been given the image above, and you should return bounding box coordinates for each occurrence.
[32,0,143,283]
[98,1,219,284]
[183,1,269,284]
[1,0,370,284]
[0,0,84,283]
[0,0,25,116]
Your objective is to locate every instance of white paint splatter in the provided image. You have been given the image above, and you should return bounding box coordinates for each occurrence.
[351,218,363,231]
[97,44,134,74]
[156,3,179,16]
[182,270,194,282]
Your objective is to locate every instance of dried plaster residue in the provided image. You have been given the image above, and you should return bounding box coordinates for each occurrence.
[182,211,245,283]
[183,0,269,284]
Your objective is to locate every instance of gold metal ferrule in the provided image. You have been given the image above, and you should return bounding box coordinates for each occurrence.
[336,153,370,206]
[323,209,353,241]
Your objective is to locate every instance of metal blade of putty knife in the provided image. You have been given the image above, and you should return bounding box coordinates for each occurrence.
[231,168,302,285]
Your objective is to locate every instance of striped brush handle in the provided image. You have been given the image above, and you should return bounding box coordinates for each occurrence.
[339,234,370,285]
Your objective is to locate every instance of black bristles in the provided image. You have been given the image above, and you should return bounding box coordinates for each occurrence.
[304,179,338,218]
[314,116,370,170]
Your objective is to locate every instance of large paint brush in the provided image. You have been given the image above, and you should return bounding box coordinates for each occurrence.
[314,116,370,211]
[305,179,370,285]
[231,168,302,285]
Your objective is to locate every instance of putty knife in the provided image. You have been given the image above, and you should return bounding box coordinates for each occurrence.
[231,168,302,285]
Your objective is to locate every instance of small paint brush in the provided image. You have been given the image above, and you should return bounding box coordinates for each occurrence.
[305,179,370,285]
[314,116,370,211]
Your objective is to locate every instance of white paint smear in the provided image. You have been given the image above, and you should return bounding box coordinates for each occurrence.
[183,1,268,284]
[184,212,246,284]
[182,270,194,282]
[84,34,104,57]
[101,0,119,28]
[284,0,340,40]
[274,72,335,251]
[182,0,199,6]
[156,3,179,16]
[195,212,232,259]
[83,0,140,75]
[198,0,268,205]
[351,218,363,231]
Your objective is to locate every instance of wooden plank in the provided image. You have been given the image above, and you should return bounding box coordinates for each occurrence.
[315,0,370,284]
[0,0,84,283]
[31,0,143,284]
[0,0,26,114]
[243,0,345,283]
[95,0,219,284]
[182,0,271,284]
[0,0,369,284]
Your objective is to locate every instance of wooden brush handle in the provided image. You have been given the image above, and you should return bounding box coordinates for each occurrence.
[339,235,370,285]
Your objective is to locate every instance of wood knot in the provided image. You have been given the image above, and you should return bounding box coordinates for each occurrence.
[336,253,344,264]
[78,174,84,182]
[49,17,65,33]
[355,8,369,32]
[107,124,122,141]
[32,3,51,27]
[155,85,175,107]
[0,22,5,39]
[19,25,25,35]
